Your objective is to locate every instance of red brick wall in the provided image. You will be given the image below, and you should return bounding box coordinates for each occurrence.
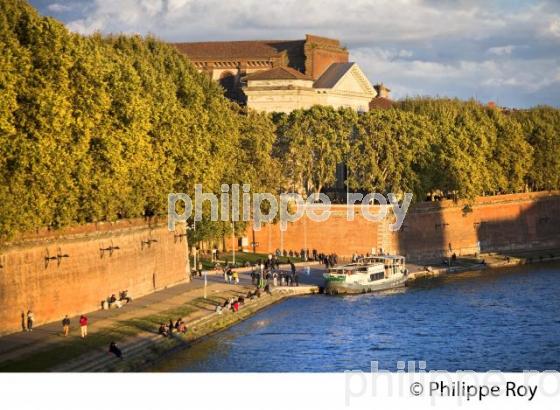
[308,48,349,79]
[246,192,560,261]
[0,219,189,335]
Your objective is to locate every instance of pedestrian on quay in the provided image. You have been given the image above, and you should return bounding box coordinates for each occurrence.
[62,315,70,336]
[79,315,88,339]
[232,270,239,284]
[168,319,174,337]
[109,341,123,359]
[26,310,34,332]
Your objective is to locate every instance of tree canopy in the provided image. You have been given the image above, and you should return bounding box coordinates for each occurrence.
[1,0,559,242]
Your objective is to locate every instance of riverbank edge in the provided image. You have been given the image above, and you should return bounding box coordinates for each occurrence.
[56,253,560,372]
[60,285,320,372]
[406,251,560,282]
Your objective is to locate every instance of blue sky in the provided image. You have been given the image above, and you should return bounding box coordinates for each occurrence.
[29,0,560,108]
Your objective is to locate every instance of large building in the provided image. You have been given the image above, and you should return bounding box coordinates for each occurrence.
[173,34,384,113]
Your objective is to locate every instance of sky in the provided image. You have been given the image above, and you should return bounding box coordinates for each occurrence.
[29,0,560,108]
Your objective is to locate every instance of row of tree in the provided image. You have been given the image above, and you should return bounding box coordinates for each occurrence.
[0,0,278,241]
[273,100,559,202]
[1,0,559,242]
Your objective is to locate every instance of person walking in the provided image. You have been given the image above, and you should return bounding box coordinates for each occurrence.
[232,270,239,284]
[62,315,70,337]
[26,310,34,332]
[79,315,88,339]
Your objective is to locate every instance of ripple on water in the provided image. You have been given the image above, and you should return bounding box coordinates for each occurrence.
[149,263,560,372]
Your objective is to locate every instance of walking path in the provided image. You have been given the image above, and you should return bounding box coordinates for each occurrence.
[2,249,558,371]
[0,264,321,371]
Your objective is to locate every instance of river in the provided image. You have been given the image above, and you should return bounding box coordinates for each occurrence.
[150,262,560,372]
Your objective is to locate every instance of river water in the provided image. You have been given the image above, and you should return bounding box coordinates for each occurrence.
[151,262,560,372]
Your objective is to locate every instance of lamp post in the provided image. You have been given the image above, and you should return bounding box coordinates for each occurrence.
[232,221,236,266]
[187,221,196,278]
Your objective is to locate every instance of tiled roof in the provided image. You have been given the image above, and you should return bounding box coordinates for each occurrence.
[172,40,304,61]
[313,62,355,88]
[245,66,312,81]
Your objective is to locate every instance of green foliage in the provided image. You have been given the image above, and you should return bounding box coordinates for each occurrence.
[273,105,356,198]
[511,106,560,191]
[1,1,559,241]
[0,0,279,241]
[347,109,434,198]
[273,98,558,204]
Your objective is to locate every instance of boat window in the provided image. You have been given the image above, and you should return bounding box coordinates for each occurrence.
[369,272,384,281]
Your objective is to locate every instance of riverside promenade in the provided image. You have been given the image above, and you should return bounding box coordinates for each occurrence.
[0,265,320,372]
[2,249,558,372]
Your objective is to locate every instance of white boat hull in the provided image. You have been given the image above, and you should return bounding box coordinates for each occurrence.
[325,273,407,295]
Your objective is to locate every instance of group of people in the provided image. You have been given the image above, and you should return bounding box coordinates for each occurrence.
[248,258,300,288]
[106,290,132,309]
[216,296,243,314]
[21,311,88,339]
[321,253,339,269]
[275,248,315,260]
[223,266,239,284]
[60,314,89,338]
[158,318,187,337]
[351,249,388,263]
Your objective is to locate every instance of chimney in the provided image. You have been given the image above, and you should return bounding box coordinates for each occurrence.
[374,83,391,99]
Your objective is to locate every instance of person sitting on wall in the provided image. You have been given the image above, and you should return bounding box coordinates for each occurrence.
[120,290,132,303]
[158,323,168,337]
[174,318,187,333]
[232,300,239,313]
[109,294,122,309]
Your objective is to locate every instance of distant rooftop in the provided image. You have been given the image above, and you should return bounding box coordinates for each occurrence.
[313,62,355,88]
[172,39,304,61]
[245,66,312,81]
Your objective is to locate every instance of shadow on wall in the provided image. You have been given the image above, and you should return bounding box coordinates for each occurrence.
[397,194,560,263]
[476,195,560,256]
[396,200,448,262]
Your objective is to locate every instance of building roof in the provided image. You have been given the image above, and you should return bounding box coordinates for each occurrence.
[313,62,355,88]
[172,40,304,61]
[245,66,312,81]
[369,97,393,110]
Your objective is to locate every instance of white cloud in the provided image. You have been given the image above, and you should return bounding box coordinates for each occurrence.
[487,45,515,56]
[47,3,72,13]
[38,0,560,107]
[547,17,560,38]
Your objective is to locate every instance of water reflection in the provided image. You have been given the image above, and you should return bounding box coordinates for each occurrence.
[150,263,560,372]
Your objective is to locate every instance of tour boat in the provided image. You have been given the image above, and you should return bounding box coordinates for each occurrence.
[323,255,408,295]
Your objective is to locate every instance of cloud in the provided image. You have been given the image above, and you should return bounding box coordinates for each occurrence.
[30,0,560,108]
[487,45,515,56]
[47,3,72,12]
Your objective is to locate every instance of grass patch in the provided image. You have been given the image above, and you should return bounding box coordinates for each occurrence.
[199,251,303,269]
[0,291,239,372]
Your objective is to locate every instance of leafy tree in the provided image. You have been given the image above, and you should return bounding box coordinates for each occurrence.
[273,105,356,199]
